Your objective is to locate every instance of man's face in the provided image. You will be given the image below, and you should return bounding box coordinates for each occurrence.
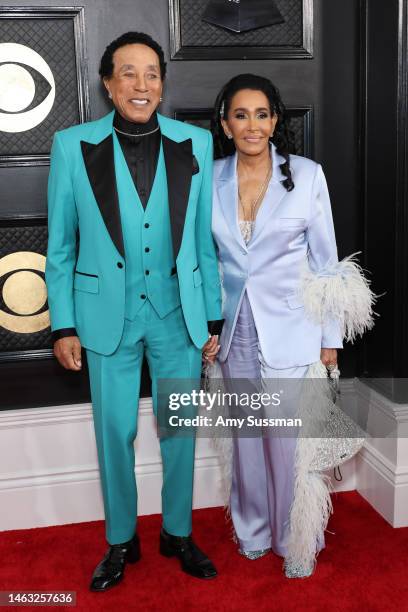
[103,43,163,123]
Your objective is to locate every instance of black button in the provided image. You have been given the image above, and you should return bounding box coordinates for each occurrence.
[140,294,146,300]
[139,189,146,197]
[144,223,150,228]
[117,262,123,269]
[145,247,150,253]
[145,270,150,276]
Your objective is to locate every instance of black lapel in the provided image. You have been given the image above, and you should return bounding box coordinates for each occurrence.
[81,136,125,259]
[162,135,193,260]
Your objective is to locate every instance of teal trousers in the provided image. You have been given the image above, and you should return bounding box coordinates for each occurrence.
[86,300,202,544]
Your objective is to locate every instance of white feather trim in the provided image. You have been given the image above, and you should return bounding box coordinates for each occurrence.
[284,361,334,573]
[300,252,377,343]
[284,470,333,573]
[203,359,233,508]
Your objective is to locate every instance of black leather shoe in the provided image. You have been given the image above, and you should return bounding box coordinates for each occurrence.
[90,533,141,592]
[159,528,217,579]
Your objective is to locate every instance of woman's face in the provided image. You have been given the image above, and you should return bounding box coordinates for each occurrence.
[221,89,277,157]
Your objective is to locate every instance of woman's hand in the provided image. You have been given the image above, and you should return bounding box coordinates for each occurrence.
[202,335,220,364]
[320,348,337,368]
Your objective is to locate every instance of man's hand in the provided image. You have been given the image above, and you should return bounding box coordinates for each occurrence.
[54,336,82,371]
[320,348,337,368]
[202,335,220,364]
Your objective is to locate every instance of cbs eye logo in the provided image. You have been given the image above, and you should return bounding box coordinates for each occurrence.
[0,252,50,333]
[0,42,56,133]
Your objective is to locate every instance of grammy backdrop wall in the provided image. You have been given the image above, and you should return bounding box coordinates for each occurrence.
[0,7,89,368]
[0,0,362,410]
[169,0,313,59]
[0,7,89,166]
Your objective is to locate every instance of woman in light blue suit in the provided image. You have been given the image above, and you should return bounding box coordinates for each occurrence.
[206,74,374,578]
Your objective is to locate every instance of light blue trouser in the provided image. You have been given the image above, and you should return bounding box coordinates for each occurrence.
[221,293,324,557]
[86,301,202,545]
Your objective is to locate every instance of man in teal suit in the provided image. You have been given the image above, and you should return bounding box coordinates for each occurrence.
[45,32,223,591]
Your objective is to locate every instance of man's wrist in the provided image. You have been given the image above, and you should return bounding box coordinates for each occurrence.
[52,328,78,342]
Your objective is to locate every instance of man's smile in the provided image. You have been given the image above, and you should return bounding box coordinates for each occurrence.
[130,98,149,106]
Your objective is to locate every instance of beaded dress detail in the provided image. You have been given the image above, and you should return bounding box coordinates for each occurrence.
[238,220,254,244]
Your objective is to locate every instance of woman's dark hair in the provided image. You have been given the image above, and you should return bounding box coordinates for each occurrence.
[211,73,294,191]
[99,31,167,80]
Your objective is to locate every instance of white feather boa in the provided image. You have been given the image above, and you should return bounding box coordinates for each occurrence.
[203,359,233,508]
[284,361,334,574]
[300,252,377,342]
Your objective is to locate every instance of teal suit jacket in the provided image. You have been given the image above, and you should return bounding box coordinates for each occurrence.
[45,110,223,355]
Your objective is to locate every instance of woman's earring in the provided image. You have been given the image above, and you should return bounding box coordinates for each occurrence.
[160,97,163,102]
[108,91,112,99]
[226,134,233,140]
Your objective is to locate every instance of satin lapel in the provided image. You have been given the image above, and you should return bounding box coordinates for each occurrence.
[162,135,193,261]
[249,180,287,245]
[217,154,248,252]
[81,134,125,259]
[250,144,289,245]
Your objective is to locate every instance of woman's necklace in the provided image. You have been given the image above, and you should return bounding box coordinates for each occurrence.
[238,162,272,223]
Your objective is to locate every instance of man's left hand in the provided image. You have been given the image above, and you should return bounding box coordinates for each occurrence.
[202,335,220,364]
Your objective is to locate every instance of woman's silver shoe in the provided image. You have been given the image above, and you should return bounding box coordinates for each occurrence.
[239,548,271,560]
[284,559,315,578]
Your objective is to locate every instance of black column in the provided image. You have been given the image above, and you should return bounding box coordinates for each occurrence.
[361,0,408,400]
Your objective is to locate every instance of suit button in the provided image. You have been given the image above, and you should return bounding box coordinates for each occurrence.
[145,270,150,275]
[242,251,247,255]
[140,294,146,300]
[117,262,123,268]
[140,189,146,197]
[144,223,150,228]
[145,247,150,252]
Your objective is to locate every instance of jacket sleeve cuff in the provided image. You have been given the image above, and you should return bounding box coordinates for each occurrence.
[321,318,343,349]
[207,319,224,336]
[52,328,78,342]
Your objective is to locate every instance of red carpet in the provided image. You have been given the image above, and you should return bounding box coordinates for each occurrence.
[1,491,408,612]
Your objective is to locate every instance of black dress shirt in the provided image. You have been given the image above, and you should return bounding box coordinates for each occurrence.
[113,110,161,209]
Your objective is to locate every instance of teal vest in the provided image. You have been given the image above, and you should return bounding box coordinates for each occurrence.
[114,139,181,321]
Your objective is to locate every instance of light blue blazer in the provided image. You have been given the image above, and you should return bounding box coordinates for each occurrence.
[212,144,343,369]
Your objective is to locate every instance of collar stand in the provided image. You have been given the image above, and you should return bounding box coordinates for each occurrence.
[113,110,159,136]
